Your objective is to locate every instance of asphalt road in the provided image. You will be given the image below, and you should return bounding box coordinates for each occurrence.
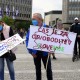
[4,44,80,80]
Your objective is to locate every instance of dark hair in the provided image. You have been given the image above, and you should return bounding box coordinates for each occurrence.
[0,20,4,23]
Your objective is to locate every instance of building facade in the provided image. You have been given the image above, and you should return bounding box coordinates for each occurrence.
[44,10,62,27]
[62,0,80,24]
[0,0,32,21]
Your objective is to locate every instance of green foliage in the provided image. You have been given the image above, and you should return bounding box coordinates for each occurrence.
[15,20,32,31]
[1,15,32,31]
[26,21,32,31]
[1,16,15,29]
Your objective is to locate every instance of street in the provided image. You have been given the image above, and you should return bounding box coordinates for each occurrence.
[4,44,80,80]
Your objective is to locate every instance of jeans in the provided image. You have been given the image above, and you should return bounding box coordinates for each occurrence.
[0,58,15,80]
[33,52,53,80]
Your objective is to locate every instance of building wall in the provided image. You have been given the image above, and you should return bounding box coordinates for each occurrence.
[62,0,80,23]
[44,14,51,25]
[45,13,62,26]
[0,0,32,21]
[62,0,68,23]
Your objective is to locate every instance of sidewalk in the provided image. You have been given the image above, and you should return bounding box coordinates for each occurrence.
[4,44,80,80]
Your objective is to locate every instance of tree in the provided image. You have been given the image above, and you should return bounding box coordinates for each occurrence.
[15,20,32,31]
[1,15,15,29]
[1,15,32,31]
[26,20,32,31]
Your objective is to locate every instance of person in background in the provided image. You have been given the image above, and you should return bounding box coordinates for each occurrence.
[0,21,15,80]
[49,22,64,60]
[45,25,57,60]
[26,13,53,80]
[57,22,64,30]
[19,28,24,44]
[70,17,80,61]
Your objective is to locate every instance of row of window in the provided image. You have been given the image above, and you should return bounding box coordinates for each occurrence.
[69,5,80,7]
[0,0,32,5]
[0,5,31,14]
[68,16,80,21]
[69,0,80,2]
[69,10,80,15]
[2,11,31,18]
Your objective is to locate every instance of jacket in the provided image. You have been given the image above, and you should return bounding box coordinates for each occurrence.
[0,24,14,58]
[26,26,48,56]
[70,23,80,36]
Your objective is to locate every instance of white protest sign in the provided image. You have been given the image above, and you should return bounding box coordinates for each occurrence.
[0,34,25,56]
[0,43,8,56]
[28,25,77,54]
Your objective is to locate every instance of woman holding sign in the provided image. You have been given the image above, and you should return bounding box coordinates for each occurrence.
[0,21,15,80]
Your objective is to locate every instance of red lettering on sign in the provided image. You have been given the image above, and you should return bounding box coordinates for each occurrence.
[38,27,49,34]
[52,29,57,34]
[32,34,72,45]
[39,43,53,50]
[60,31,68,37]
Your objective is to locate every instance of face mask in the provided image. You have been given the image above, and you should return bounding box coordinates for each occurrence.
[32,20,38,26]
[0,25,3,32]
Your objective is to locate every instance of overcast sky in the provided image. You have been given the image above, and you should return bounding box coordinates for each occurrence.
[32,0,62,18]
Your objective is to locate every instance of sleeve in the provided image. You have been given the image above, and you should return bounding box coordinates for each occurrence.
[9,27,17,53]
[70,25,73,32]
[9,27,14,37]
[26,32,29,47]
[26,31,33,54]
[26,31,37,54]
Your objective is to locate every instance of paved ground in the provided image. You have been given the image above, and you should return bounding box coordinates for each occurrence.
[4,43,80,80]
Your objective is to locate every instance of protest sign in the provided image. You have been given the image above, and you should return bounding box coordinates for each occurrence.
[28,25,77,54]
[0,34,25,56]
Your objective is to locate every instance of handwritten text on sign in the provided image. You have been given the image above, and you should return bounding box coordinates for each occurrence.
[0,34,25,56]
[28,25,77,54]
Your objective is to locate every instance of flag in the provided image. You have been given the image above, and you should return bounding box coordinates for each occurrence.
[16,10,19,16]
[0,7,2,19]
[13,6,15,19]
[6,5,10,16]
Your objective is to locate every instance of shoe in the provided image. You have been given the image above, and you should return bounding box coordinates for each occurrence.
[53,56,57,60]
